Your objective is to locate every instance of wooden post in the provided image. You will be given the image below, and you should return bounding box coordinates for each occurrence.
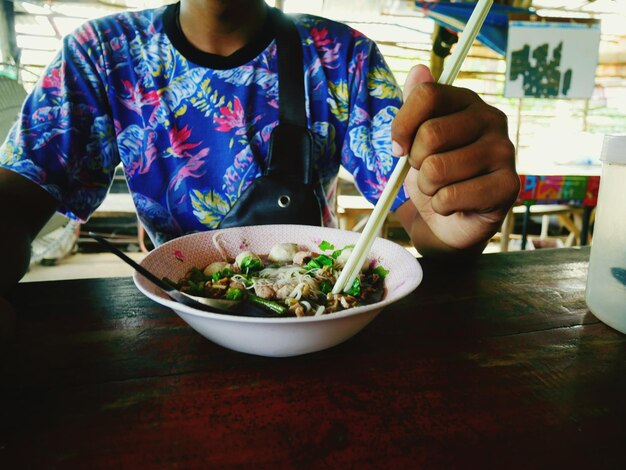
[0,0,18,67]
[582,98,590,132]
[0,0,11,64]
[512,0,533,8]
[515,98,522,162]
[429,24,445,82]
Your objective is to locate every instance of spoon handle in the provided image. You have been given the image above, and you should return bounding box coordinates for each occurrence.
[88,233,176,293]
[87,233,278,317]
[87,233,227,313]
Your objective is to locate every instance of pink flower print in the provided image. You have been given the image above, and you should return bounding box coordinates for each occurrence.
[109,37,123,51]
[214,97,262,134]
[311,27,341,69]
[168,147,210,191]
[351,29,365,39]
[321,43,341,69]
[140,131,158,175]
[74,23,99,46]
[174,250,185,262]
[42,66,63,92]
[168,125,201,158]
[366,175,388,199]
[127,130,158,177]
[311,27,332,48]
[214,97,246,133]
[349,51,368,79]
[42,68,63,88]
[233,145,255,169]
[119,80,161,121]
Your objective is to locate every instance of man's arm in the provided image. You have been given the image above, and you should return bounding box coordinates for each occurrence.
[0,168,59,296]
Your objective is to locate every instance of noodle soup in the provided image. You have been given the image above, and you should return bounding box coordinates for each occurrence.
[168,240,388,317]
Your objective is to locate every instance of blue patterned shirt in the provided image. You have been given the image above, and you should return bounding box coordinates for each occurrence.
[0,2,408,245]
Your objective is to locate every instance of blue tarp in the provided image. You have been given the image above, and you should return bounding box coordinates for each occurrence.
[415,1,534,55]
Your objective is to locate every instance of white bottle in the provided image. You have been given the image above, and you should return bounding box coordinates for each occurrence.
[585,135,626,333]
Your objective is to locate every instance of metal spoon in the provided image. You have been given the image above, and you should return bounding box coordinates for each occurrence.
[87,233,278,317]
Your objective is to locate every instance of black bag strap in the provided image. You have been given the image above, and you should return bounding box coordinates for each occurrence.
[271,8,307,128]
[264,8,315,184]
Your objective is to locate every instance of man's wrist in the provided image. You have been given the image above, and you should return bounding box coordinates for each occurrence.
[408,214,488,259]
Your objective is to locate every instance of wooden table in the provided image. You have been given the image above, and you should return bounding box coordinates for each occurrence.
[2,247,626,468]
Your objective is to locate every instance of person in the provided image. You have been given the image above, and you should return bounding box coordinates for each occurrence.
[0,0,519,318]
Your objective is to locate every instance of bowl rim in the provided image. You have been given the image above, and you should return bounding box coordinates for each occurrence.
[133,225,423,324]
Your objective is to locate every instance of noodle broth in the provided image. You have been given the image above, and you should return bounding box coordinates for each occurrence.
[169,241,388,317]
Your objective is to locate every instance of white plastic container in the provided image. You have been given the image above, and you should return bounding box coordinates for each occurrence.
[585,135,626,333]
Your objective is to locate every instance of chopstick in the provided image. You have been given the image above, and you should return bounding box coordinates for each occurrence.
[332,0,494,295]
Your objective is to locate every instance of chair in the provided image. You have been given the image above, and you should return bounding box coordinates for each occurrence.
[499,204,583,252]
[0,72,26,138]
[498,172,600,252]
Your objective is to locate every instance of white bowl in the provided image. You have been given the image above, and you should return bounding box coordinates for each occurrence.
[133,225,422,357]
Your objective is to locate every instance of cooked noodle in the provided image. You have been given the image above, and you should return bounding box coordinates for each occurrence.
[171,241,387,317]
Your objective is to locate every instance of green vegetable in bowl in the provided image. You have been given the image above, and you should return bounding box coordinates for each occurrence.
[172,241,388,317]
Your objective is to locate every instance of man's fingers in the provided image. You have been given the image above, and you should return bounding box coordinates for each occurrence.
[429,168,520,217]
[392,65,434,157]
[402,64,434,101]
[392,82,479,158]
[415,136,515,196]
[417,146,486,197]
[407,105,488,169]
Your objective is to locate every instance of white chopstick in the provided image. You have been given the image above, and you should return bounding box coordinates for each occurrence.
[332,0,494,295]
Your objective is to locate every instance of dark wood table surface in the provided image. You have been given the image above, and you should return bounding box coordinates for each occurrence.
[2,247,625,468]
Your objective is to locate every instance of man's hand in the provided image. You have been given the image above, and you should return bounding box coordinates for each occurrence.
[392,65,519,253]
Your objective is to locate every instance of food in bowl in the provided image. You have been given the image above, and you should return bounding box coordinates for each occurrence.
[167,240,389,317]
[134,226,422,357]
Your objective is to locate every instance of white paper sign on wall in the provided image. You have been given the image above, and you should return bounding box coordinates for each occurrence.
[505,20,601,99]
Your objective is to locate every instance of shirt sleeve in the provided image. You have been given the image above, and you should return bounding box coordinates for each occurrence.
[0,22,120,222]
[340,37,409,212]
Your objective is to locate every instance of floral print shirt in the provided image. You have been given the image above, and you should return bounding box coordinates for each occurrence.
[0,3,408,245]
